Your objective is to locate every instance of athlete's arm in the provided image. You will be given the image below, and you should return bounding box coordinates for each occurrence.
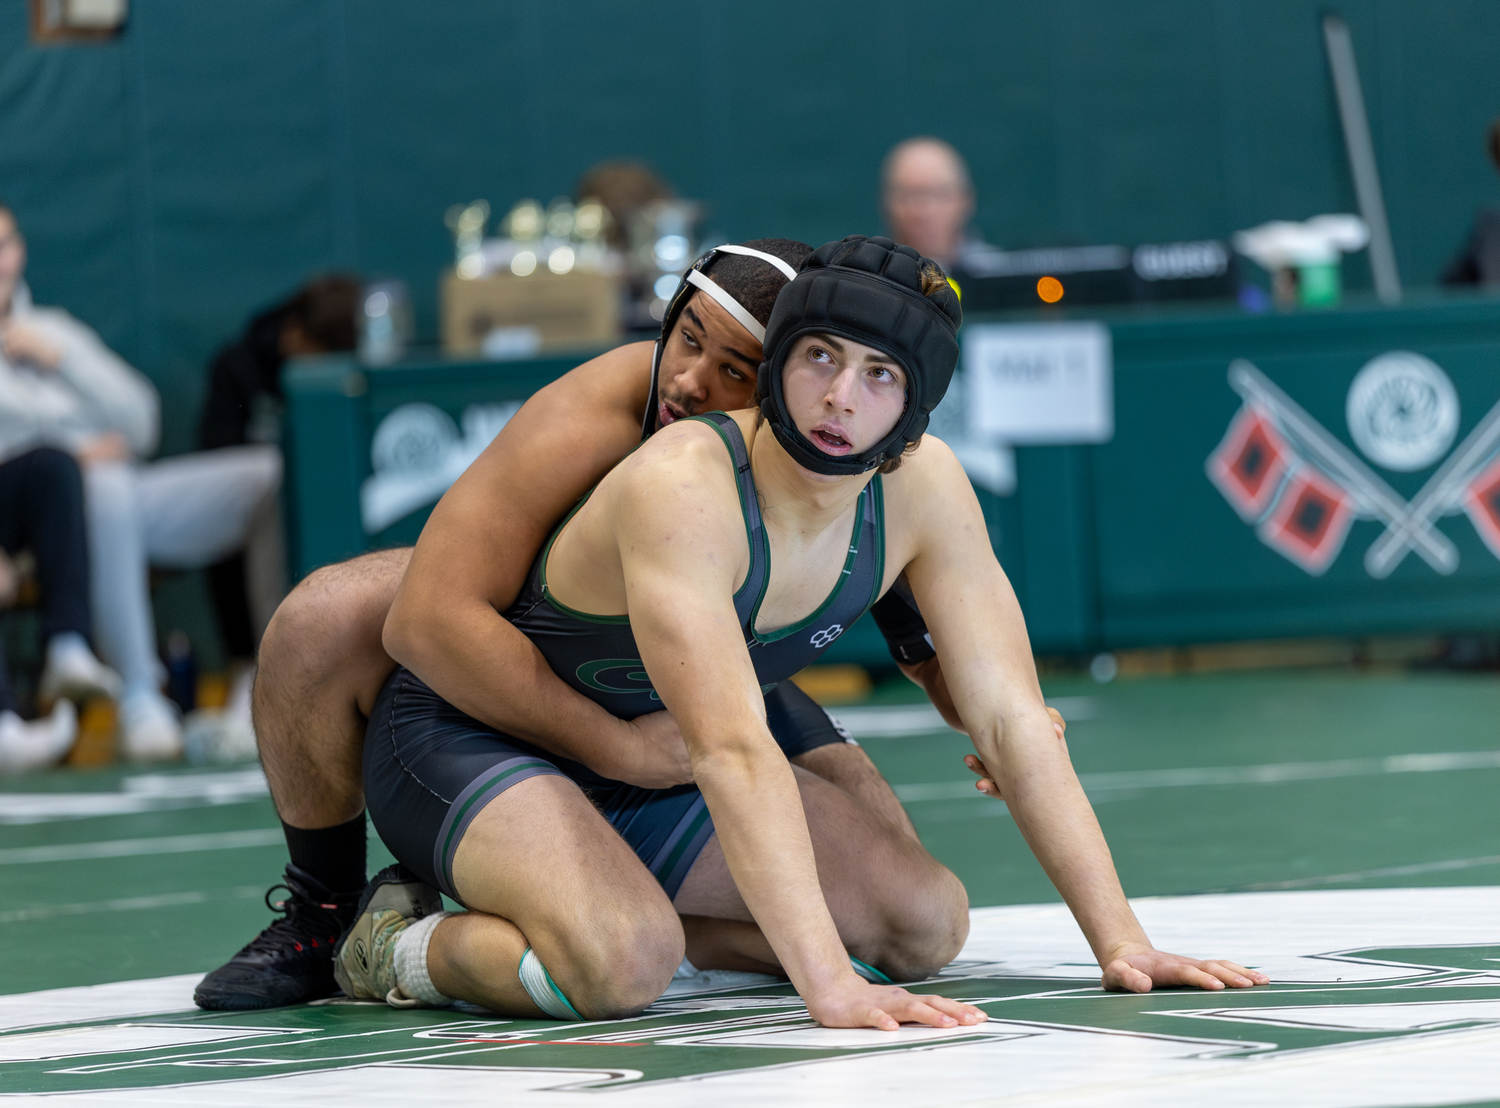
[615,428,982,1030]
[885,591,1066,747]
[383,342,690,787]
[897,441,1267,994]
[870,579,966,729]
[899,656,964,731]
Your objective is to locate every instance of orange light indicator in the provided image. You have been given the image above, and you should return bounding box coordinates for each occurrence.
[1037,276,1064,303]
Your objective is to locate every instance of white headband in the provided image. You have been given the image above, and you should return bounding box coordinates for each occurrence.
[685,270,766,343]
[679,245,800,344]
[711,243,799,280]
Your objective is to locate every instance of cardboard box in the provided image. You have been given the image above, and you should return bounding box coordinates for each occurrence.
[440,268,622,354]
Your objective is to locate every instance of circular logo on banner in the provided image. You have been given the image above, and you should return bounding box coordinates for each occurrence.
[1345,352,1459,471]
[370,402,459,475]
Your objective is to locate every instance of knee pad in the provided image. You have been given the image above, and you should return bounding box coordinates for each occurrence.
[850,955,893,984]
[518,947,582,1021]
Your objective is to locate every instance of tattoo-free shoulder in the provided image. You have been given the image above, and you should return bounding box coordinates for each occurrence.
[536,339,655,420]
[614,411,741,484]
[877,432,977,547]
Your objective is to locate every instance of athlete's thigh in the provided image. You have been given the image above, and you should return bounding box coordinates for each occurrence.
[365,667,677,953]
[259,547,409,718]
[452,774,677,949]
[255,550,409,823]
[673,763,942,923]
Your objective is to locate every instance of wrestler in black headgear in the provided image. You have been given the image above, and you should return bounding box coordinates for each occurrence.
[758,235,962,476]
[642,240,808,438]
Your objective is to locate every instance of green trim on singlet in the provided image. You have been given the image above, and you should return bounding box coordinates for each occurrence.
[536,412,883,644]
[577,658,659,699]
[749,491,869,643]
[685,414,767,615]
[687,415,755,543]
[539,415,765,627]
[440,758,556,881]
[868,473,887,611]
[656,801,714,883]
[538,489,631,626]
[689,412,886,645]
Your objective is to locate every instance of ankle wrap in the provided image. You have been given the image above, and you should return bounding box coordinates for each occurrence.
[392,910,454,1006]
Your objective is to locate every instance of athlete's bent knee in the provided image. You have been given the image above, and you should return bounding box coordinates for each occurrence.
[877,865,970,982]
[554,912,683,1019]
[264,566,355,660]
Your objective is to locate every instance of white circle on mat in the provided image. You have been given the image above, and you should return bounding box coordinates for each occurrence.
[1345,351,1459,471]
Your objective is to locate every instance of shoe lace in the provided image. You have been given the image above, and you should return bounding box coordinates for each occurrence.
[237,880,346,956]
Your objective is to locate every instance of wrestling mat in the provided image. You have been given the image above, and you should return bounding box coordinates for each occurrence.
[2,886,1497,1107]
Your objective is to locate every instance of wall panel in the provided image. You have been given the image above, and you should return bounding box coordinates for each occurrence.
[0,1,1496,454]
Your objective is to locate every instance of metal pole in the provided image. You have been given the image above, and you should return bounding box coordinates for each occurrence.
[1322,12,1402,304]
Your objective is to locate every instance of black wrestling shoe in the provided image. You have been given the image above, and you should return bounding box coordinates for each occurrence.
[193,864,362,1010]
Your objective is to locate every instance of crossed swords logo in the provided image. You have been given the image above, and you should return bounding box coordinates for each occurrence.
[1210,359,1500,577]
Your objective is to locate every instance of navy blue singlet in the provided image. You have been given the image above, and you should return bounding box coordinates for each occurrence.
[505,411,886,716]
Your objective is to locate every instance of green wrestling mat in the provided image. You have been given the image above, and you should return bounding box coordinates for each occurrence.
[2,670,1498,1106]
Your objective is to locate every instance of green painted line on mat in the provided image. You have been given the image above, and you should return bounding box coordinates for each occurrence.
[0,829,284,866]
[895,750,1500,802]
[0,886,265,925]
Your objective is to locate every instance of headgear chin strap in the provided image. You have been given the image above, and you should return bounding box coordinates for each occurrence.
[759,235,961,476]
[643,244,801,438]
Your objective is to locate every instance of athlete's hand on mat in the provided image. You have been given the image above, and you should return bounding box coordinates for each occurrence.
[806,976,988,1032]
[962,708,1067,800]
[612,709,694,788]
[1100,943,1268,993]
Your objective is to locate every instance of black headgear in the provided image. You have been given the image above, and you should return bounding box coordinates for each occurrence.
[642,244,799,438]
[758,235,962,476]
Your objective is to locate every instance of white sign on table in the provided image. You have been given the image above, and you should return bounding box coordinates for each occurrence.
[963,321,1113,444]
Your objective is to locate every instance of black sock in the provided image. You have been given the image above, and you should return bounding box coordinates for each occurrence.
[281,812,367,894]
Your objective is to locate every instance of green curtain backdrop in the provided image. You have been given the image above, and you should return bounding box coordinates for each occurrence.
[2,0,1498,453]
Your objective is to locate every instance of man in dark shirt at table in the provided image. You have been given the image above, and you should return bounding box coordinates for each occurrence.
[197,274,360,658]
[1443,118,1500,288]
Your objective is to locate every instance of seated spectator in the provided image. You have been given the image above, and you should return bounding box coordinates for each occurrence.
[1443,117,1500,287]
[881,136,991,277]
[0,447,115,771]
[197,275,359,660]
[0,199,280,760]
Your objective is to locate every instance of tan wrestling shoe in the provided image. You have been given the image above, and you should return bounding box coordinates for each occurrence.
[333,865,443,1004]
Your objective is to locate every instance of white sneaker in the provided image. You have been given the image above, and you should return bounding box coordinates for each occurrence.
[182,709,257,765]
[0,700,78,774]
[118,691,183,762]
[39,637,123,703]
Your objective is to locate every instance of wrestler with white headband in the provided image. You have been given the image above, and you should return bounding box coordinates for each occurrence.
[642,242,799,436]
[197,235,1027,1013]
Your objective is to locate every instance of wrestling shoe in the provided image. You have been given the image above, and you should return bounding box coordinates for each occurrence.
[333,864,443,1005]
[194,864,361,1010]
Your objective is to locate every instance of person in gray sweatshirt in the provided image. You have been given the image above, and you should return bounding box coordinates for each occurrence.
[0,201,281,760]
